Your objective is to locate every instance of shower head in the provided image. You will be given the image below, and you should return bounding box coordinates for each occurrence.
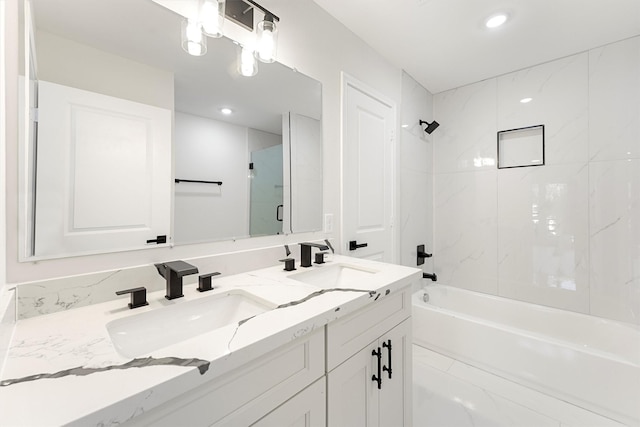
[419,120,440,134]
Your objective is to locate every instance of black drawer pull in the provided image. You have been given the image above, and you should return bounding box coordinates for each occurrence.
[371,347,382,389]
[382,340,392,379]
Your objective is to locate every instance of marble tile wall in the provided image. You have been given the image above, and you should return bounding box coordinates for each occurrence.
[399,71,434,290]
[433,36,640,324]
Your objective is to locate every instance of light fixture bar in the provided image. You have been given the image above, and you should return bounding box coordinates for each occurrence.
[242,0,279,22]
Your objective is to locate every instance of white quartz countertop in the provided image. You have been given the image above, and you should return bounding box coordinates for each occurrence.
[0,256,420,426]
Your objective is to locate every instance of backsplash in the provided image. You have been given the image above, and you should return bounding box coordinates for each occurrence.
[16,245,299,319]
[0,287,16,375]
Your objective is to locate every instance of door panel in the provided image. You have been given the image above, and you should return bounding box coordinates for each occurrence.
[343,76,395,262]
[34,80,171,257]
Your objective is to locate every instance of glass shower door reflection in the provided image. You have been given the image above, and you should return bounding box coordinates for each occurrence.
[249,144,284,236]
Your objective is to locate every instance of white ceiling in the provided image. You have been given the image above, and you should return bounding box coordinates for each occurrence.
[312,0,640,94]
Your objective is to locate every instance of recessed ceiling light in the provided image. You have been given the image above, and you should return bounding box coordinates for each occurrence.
[220,108,233,115]
[485,14,508,28]
[520,97,533,103]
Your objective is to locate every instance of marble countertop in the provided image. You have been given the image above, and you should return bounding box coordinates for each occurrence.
[0,255,420,426]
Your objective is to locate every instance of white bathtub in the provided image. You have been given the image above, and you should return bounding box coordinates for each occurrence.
[412,284,640,426]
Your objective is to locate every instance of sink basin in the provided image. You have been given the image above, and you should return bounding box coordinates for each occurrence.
[289,263,378,287]
[106,290,275,358]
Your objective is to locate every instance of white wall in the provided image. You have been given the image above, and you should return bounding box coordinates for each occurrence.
[36,30,174,110]
[3,0,402,283]
[433,36,640,324]
[174,112,250,244]
[288,113,322,233]
[399,71,434,286]
[0,0,15,375]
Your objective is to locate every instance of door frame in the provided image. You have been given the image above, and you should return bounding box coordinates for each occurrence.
[340,72,398,263]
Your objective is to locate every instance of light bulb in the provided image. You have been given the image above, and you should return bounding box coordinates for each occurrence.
[239,45,258,77]
[485,14,507,28]
[256,18,278,63]
[181,19,206,56]
[201,0,225,38]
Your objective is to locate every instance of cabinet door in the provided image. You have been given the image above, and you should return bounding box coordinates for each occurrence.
[327,342,379,427]
[252,378,326,427]
[379,318,412,427]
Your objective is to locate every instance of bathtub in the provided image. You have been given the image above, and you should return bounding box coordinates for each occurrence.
[412,284,640,426]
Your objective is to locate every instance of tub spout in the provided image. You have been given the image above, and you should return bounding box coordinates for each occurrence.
[423,272,437,281]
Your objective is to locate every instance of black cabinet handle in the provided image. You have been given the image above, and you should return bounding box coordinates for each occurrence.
[349,240,368,251]
[371,347,382,390]
[382,340,392,379]
[115,287,149,309]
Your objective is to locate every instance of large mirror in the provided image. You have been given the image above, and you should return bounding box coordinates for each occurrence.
[20,0,323,259]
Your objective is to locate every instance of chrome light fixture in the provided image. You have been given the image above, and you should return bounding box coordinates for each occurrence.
[181,18,207,56]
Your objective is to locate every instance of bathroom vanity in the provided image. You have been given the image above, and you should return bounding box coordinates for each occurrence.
[0,255,420,426]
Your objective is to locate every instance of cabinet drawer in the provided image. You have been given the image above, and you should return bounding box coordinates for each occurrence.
[126,328,325,426]
[326,285,411,371]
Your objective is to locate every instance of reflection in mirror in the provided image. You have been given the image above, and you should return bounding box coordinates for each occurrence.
[20,0,323,259]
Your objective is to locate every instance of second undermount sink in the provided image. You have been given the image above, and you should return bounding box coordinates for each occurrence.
[289,263,378,288]
[106,290,275,358]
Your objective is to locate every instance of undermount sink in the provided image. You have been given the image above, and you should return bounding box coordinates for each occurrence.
[106,290,275,358]
[289,263,378,287]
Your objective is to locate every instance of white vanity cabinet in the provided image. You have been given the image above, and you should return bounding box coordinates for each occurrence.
[121,285,412,427]
[124,328,325,427]
[326,286,413,427]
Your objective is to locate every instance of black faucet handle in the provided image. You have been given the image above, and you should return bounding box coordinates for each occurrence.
[315,252,327,264]
[115,287,149,309]
[198,272,220,292]
[280,258,296,271]
[417,244,433,265]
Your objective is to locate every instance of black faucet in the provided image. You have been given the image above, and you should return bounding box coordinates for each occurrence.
[423,272,437,281]
[298,242,329,268]
[155,260,199,300]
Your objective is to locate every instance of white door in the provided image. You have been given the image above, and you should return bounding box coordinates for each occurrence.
[34,80,171,257]
[342,75,396,262]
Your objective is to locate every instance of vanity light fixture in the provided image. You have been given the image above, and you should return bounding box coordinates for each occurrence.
[520,97,533,103]
[228,0,280,63]
[181,18,207,56]
[485,13,508,28]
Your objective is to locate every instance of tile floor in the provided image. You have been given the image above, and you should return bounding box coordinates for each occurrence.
[412,344,627,427]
